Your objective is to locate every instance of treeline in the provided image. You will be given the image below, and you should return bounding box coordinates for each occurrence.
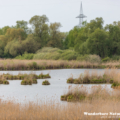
[63,18,120,58]
[0,15,66,58]
[0,16,120,59]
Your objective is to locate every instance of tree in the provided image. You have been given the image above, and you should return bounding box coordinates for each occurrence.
[87,28,109,58]
[0,26,10,35]
[47,22,63,48]
[105,22,120,55]
[29,15,49,46]
[16,20,28,34]
[4,40,23,57]
[22,34,40,53]
[84,17,104,34]
[66,26,81,48]
[5,28,27,42]
[74,28,88,53]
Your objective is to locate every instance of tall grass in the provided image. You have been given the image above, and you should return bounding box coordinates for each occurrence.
[1,86,120,119]
[67,69,116,84]
[61,85,116,102]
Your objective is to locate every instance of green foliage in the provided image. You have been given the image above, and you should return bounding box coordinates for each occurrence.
[111,55,120,61]
[33,47,80,60]
[36,47,60,53]
[102,57,110,62]
[1,15,120,60]
[29,15,49,47]
[87,28,109,58]
[77,54,101,63]
[60,50,78,60]
[47,22,65,48]
[15,20,28,34]
[15,53,34,60]
[4,40,23,57]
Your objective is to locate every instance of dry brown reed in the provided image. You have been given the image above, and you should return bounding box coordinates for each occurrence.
[67,69,120,85]
[1,86,120,120]
[0,59,120,70]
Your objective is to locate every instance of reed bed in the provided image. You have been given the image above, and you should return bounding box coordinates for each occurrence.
[1,86,120,120]
[2,73,51,80]
[61,85,116,102]
[0,59,120,70]
[67,69,120,89]
[67,69,114,84]
[0,75,9,84]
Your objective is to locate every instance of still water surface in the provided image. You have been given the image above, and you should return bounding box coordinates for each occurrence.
[0,69,112,103]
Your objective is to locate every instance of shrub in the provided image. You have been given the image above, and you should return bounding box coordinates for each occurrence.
[102,57,110,62]
[36,47,60,53]
[60,50,78,60]
[111,55,120,61]
[77,54,101,63]
[15,53,34,60]
[33,47,61,60]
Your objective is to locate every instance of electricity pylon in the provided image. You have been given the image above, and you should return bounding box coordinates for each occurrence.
[76,2,87,28]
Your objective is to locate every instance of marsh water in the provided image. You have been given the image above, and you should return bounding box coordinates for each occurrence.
[0,69,112,103]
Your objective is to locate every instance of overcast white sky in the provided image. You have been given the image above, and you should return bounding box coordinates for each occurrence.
[0,0,119,32]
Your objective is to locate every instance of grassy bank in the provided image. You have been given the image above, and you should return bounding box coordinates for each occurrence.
[0,59,120,70]
[1,86,120,120]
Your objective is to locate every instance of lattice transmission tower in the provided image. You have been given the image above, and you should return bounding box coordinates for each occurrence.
[76,2,87,28]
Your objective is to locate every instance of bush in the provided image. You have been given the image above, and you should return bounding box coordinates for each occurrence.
[111,55,120,61]
[77,54,101,63]
[33,51,61,60]
[102,57,110,62]
[15,53,34,60]
[60,50,78,60]
[36,47,60,53]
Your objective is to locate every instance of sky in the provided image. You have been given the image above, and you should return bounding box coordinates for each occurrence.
[0,0,120,32]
